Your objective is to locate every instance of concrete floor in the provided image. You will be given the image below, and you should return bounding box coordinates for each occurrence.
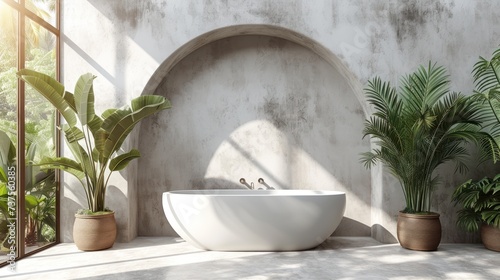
[0,237,498,279]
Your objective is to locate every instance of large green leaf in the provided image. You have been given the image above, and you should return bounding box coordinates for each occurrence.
[63,91,77,112]
[88,115,104,138]
[64,126,85,143]
[25,194,39,210]
[25,140,38,190]
[130,95,172,116]
[37,157,85,181]
[0,168,6,183]
[0,185,7,196]
[94,129,108,163]
[17,69,77,127]
[453,175,500,231]
[74,73,96,126]
[66,141,96,185]
[0,186,8,216]
[109,149,141,171]
[101,95,171,163]
[0,130,15,166]
[102,108,118,119]
[0,130,15,183]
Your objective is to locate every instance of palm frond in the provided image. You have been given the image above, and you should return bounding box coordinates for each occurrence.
[473,48,500,93]
[470,47,500,163]
[365,77,402,121]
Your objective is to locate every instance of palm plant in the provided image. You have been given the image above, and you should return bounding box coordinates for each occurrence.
[452,47,500,233]
[17,69,171,213]
[470,47,500,162]
[361,63,482,213]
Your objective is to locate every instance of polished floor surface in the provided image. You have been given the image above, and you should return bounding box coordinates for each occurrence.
[1,237,498,279]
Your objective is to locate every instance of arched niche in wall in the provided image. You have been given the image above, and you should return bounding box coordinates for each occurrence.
[136,24,372,238]
[142,24,367,114]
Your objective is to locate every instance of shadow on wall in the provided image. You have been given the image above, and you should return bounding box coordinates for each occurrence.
[106,185,130,242]
[371,224,398,243]
[190,177,250,190]
[335,218,372,237]
[61,197,82,242]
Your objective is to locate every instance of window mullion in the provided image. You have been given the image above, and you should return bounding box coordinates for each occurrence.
[16,0,26,259]
[55,0,61,243]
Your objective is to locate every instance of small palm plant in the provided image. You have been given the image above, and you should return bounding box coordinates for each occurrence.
[17,69,171,214]
[361,63,482,214]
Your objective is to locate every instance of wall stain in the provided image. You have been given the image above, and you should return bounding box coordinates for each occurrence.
[247,0,311,34]
[201,0,232,23]
[110,4,139,29]
[260,90,312,145]
[248,2,288,25]
[267,37,287,50]
[262,96,287,129]
[331,1,338,26]
[389,0,454,46]
[94,0,167,30]
[353,107,364,116]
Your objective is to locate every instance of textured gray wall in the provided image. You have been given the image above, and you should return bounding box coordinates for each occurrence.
[61,0,500,243]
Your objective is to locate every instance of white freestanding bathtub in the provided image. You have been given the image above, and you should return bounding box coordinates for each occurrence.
[162,189,346,251]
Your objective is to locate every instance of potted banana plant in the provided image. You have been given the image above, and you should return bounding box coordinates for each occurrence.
[361,63,482,250]
[17,69,171,250]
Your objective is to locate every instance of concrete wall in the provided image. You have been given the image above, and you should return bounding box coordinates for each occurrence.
[61,0,500,243]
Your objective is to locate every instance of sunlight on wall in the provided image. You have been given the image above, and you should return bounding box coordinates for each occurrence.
[205,119,371,230]
[204,120,289,188]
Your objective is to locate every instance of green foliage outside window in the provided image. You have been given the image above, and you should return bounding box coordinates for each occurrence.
[0,0,58,251]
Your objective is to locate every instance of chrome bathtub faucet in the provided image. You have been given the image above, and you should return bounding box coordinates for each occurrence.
[258,178,274,190]
[239,178,253,189]
[240,178,275,190]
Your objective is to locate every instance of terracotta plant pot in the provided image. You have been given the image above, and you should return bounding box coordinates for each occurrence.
[481,223,500,252]
[73,212,117,251]
[397,212,441,251]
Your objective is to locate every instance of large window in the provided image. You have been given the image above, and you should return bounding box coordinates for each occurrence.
[0,0,59,268]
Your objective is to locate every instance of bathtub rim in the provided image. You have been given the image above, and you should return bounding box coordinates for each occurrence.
[164,189,346,197]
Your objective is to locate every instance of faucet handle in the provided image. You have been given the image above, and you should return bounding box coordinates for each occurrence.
[257,178,274,190]
[239,178,253,189]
